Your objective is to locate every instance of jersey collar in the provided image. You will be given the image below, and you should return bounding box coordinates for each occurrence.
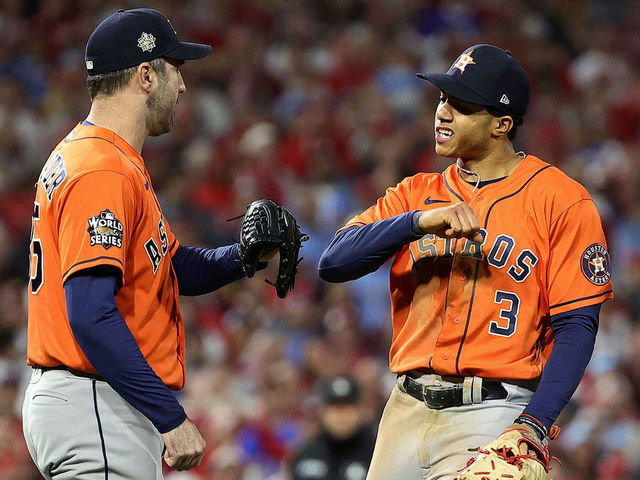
[443,155,548,202]
[71,122,145,168]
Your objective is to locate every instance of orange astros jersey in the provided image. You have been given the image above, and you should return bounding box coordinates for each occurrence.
[27,123,186,389]
[342,155,613,380]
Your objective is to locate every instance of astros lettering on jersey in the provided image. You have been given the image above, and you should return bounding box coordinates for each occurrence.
[27,123,186,389]
[341,155,613,379]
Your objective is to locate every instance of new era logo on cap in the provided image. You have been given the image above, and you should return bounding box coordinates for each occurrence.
[500,94,510,105]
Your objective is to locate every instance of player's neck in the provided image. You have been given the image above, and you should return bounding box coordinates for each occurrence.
[86,94,147,154]
[456,144,524,183]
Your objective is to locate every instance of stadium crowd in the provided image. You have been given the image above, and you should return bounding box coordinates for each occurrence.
[0,0,639,478]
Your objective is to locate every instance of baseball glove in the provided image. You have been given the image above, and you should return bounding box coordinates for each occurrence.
[455,426,554,480]
[239,199,308,298]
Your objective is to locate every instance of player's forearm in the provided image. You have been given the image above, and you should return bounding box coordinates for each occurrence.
[64,274,187,433]
[172,244,245,295]
[318,212,422,282]
[520,304,600,432]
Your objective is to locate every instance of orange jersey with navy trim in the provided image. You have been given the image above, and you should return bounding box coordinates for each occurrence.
[342,155,613,380]
[27,124,186,390]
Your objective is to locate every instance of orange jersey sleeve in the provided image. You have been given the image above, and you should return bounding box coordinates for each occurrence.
[341,173,447,228]
[58,171,136,282]
[547,198,613,315]
[342,180,412,227]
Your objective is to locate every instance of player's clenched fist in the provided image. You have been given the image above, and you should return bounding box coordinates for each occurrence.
[162,418,207,471]
[417,202,483,242]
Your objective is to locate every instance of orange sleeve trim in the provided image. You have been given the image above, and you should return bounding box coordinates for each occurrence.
[62,256,124,281]
[336,222,365,233]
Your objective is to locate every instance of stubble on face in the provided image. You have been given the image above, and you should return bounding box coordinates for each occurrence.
[146,72,176,137]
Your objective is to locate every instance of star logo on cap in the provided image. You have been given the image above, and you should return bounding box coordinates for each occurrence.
[137,32,156,52]
[452,50,475,74]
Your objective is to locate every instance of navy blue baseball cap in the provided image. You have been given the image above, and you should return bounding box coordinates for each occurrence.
[417,44,530,124]
[85,8,211,75]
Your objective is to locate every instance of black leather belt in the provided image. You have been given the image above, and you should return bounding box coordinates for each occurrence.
[37,365,104,381]
[402,375,507,409]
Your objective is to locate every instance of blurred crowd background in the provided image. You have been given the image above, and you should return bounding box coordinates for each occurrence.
[0,0,639,478]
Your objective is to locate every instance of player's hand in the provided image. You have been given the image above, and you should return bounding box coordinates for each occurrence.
[418,202,483,242]
[503,422,537,455]
[161,418,206,471]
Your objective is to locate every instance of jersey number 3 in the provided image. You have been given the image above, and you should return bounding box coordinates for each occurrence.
[489,290,520,337]
[29,202,43,294]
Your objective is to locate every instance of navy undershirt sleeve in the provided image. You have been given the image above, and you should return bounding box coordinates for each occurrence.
[522,303,600,430]
[64,273,186,433]
[171,243,245,296]
[318,212,422,282]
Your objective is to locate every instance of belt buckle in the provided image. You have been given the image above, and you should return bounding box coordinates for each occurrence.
[422,384,455,410]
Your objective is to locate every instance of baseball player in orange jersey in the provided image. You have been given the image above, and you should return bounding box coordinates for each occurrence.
[319,44,613,479]
[21,9,295,480]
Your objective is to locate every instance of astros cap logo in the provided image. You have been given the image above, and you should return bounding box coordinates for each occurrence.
[452,50,475,74]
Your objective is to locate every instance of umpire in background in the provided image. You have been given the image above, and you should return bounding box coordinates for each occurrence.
[290,376,376,480]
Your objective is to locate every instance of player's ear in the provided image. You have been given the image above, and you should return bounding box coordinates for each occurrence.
[136,62,155,94]
[491,115,513,139]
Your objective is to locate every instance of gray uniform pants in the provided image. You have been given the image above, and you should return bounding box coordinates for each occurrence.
[22,368,165,479]
[365,374,534,480]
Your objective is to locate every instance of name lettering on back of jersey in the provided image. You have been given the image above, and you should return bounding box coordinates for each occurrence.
[581,243,611,285]
[38,152,67,201]
[87,209,123,249]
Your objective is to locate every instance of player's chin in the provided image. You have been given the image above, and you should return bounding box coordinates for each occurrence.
[434,142,458,158]
[149,118,174,137]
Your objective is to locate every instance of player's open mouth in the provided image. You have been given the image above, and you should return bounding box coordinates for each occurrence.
[435,127,453,143]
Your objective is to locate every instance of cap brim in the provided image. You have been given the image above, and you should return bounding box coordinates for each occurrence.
[416,73,492,107]
[165,41,211,61]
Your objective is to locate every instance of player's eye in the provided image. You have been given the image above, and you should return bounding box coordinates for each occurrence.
[453,103,473,115]
[448,98,480,115]
[439,93,447,104]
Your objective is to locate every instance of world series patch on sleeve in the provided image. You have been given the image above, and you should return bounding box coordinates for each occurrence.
[87,209,124,249]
